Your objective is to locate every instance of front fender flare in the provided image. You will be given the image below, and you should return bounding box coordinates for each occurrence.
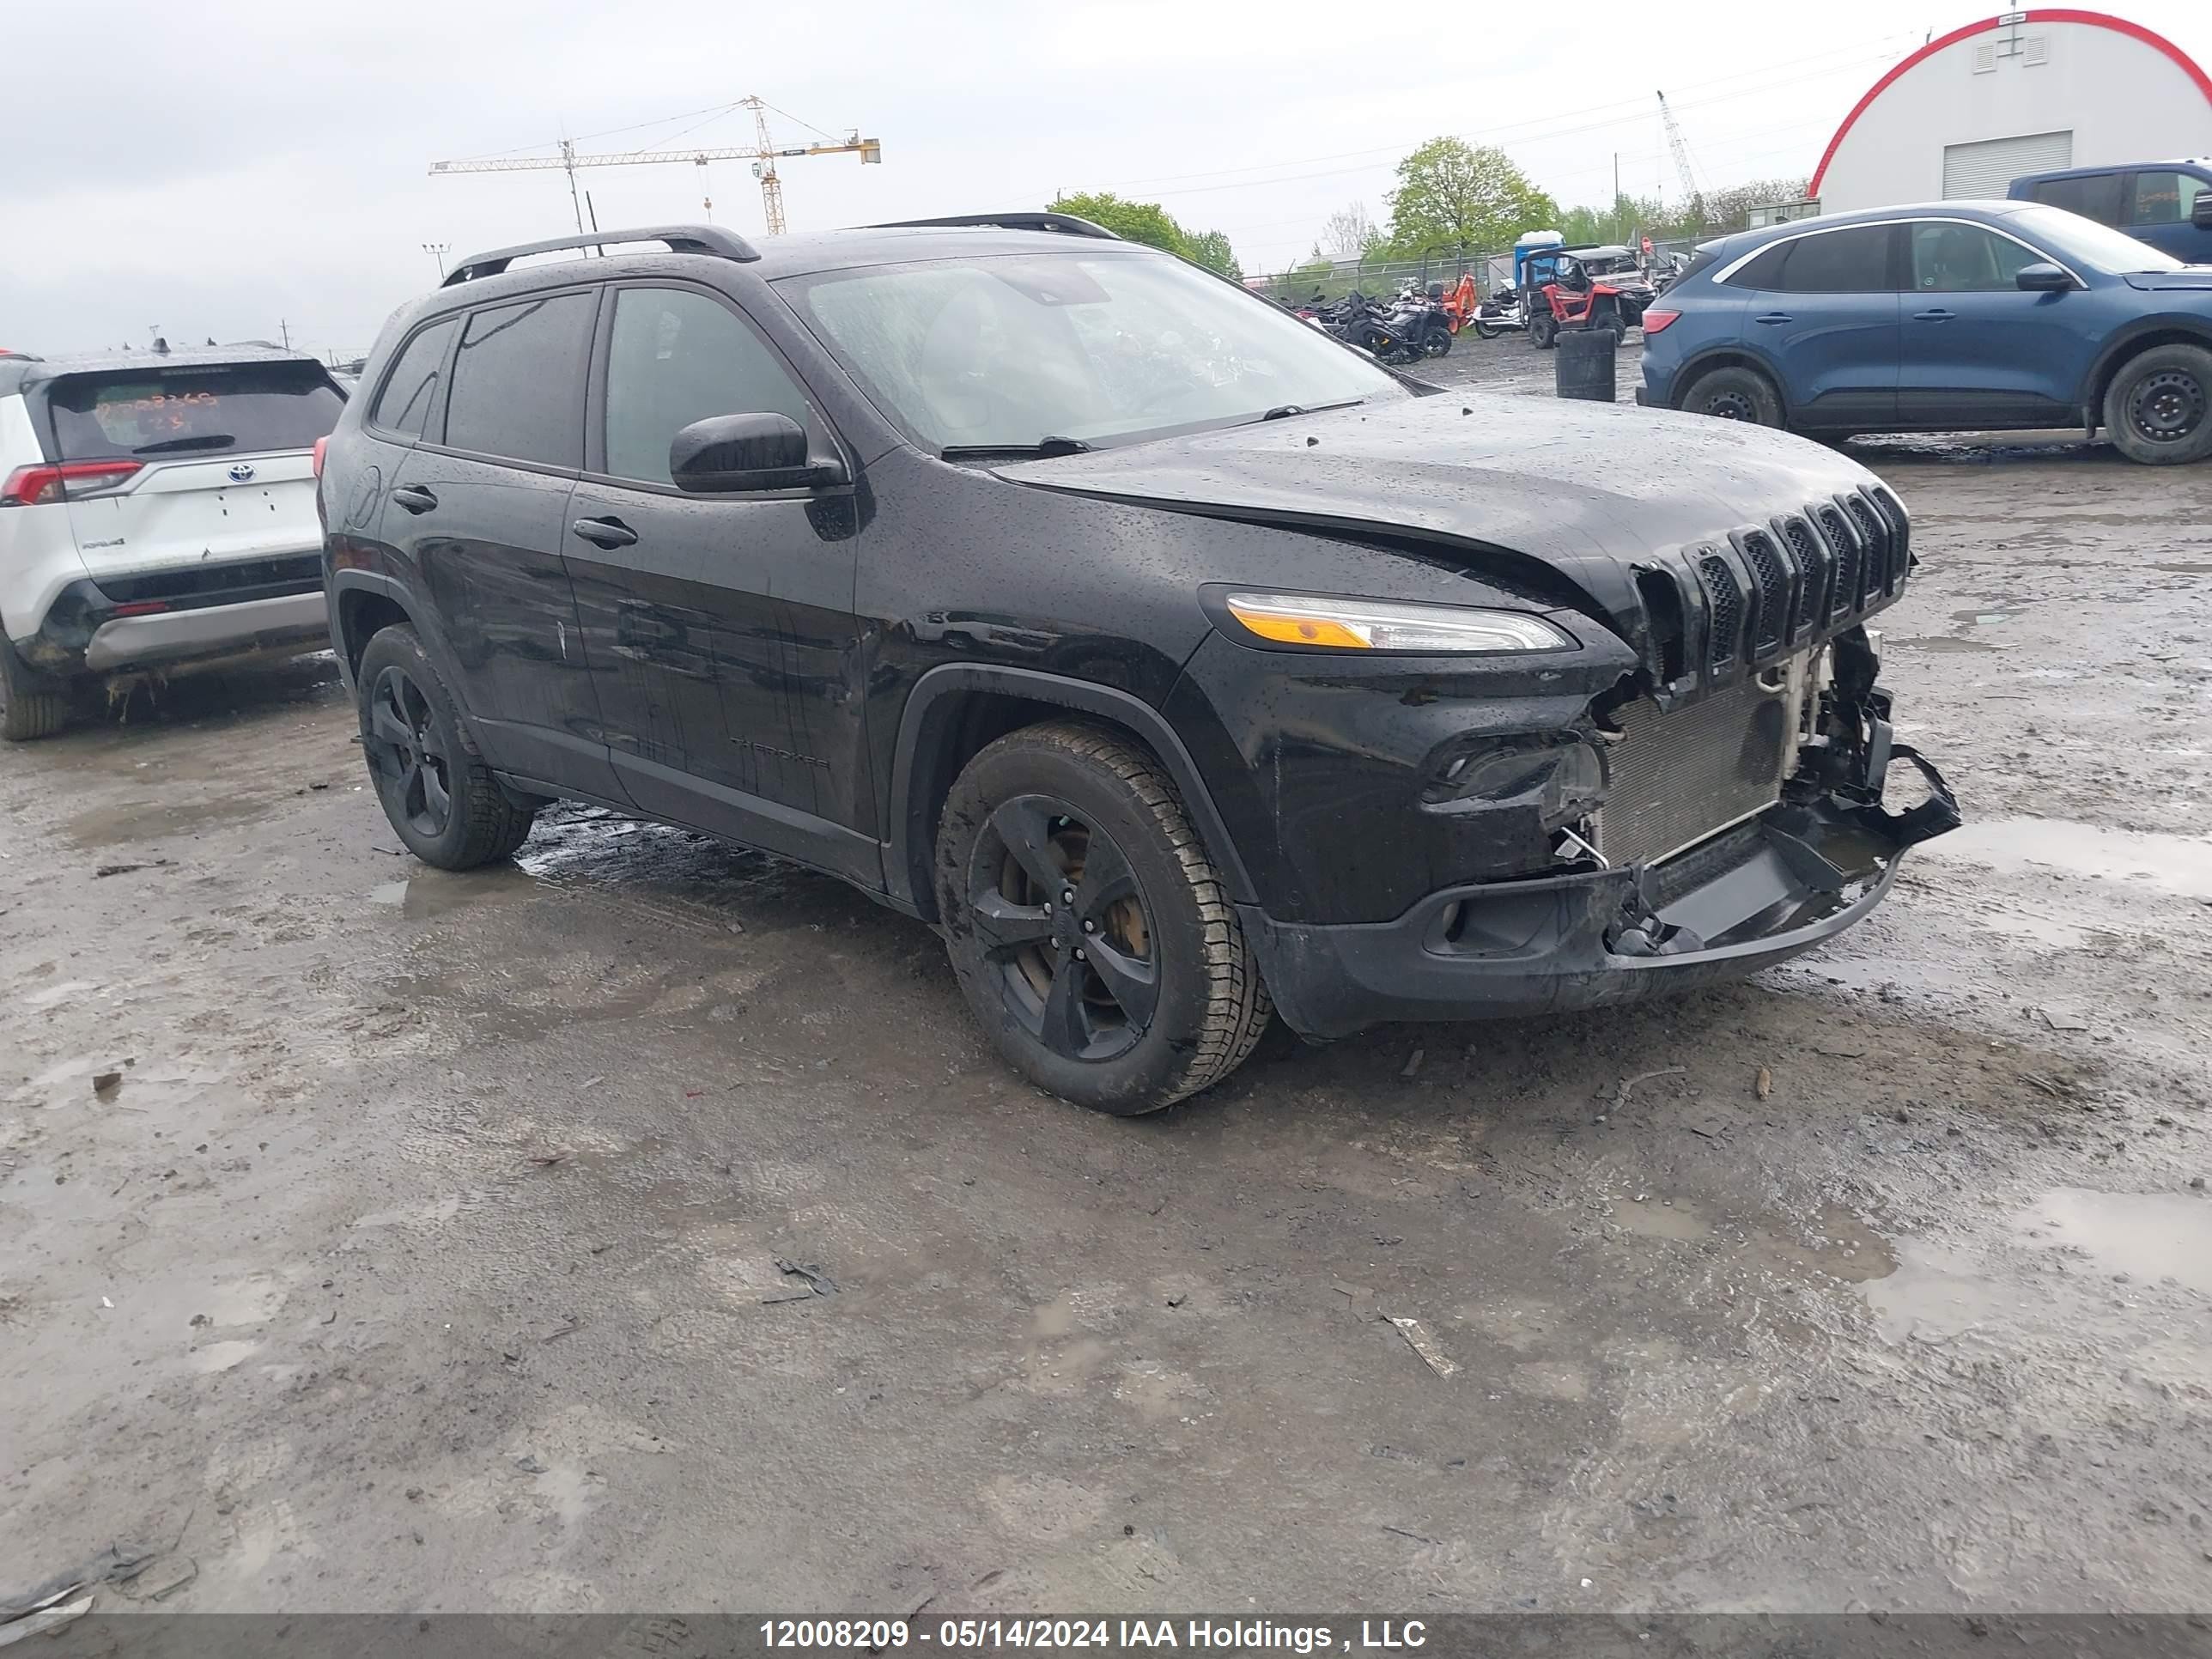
[886,663,1256,920]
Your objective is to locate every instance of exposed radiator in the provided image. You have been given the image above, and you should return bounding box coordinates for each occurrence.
[1592,672,1799,867]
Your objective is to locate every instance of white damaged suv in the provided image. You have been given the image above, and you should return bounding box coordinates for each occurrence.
[0,343,345,739]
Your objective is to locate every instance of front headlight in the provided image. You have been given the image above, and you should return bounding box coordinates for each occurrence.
[1220,591,1575,653]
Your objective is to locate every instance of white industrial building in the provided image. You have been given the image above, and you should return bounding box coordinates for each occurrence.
[1809,9,2212,212]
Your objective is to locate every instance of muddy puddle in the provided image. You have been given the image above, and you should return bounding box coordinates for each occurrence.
[1865,1185,2211,1342]
[1917,816,2212,900]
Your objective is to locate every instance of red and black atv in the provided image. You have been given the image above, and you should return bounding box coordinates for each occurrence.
[1521,245,1654,349]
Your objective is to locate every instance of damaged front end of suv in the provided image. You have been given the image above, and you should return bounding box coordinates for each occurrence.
[1212,485,1959,1039]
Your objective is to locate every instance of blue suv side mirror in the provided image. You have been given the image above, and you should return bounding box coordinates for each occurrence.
[2014,263,2075,293]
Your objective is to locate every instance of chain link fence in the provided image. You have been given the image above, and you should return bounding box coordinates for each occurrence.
[1245,235,1709,302]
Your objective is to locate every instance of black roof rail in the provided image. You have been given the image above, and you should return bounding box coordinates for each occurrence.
[871,212,1121,240]
[441,225,761,287]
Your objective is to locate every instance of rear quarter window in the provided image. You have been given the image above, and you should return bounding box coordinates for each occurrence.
[46,362,345,461]
[369,319,458,441]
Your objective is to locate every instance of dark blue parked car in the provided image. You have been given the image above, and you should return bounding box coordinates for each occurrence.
[1638,201,2212,465]
[2008,161,2212,264]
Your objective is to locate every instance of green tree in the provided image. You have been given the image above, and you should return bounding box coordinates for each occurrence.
[1048,191,1190,256]
[1048,191,1240,277]
[1383,139,1558,256]
[1184,228,1242,280]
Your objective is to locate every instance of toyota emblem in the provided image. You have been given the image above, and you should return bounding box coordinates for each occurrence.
[226,462,256,483]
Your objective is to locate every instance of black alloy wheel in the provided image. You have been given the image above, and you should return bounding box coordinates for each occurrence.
[367,665,453,841]
[352,623,538,869]
[968,794,1158,1064]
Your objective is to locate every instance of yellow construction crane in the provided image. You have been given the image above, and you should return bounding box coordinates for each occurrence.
[429,97,882,236]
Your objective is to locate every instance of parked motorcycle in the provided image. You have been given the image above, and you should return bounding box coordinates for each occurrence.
[1468,288,1525,340]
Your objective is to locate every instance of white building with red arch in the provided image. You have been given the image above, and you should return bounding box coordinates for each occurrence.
[1810,9,2212,213]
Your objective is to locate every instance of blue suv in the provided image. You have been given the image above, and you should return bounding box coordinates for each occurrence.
[2009,161,2212,264]
[1638,200,2212,465]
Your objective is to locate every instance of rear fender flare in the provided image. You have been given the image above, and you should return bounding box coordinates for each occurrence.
[1668,345,1792,416]
[327,569,471,713]
[886,664,1255,920]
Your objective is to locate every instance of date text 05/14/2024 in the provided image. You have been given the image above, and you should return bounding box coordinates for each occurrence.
[758,1620,1431,1652]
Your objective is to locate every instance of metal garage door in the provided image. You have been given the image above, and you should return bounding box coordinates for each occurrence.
[1942,130,2074,198]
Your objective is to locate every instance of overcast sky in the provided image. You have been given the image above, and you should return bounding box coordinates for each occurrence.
[5,0,2207,360]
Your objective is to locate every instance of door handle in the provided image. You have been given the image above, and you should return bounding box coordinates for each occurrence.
[570,516,639,550]
[1753,311,1791,325]
[390,484,438,514]
[1912,308,1955,322]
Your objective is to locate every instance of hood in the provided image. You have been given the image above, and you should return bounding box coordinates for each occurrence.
[2123,267,2212,291]
[994,392,1887,669]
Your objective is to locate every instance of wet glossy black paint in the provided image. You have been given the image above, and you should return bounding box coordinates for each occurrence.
[320,227,1939,1031]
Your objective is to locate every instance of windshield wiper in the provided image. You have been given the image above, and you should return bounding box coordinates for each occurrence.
[131,434,236,455]
[1255,398,1365,422]
[940,435,1092,460]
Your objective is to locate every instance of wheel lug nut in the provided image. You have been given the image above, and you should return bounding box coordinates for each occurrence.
[1082,919,1097,933]
[1073,948,1085,961]
[1061,889,1074,905]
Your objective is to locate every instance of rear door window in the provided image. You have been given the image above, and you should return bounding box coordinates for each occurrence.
[2127,170,2209,227]
[369,319,457,441]
[1773,227,1894,293]
[46,362,344,461]
[2026,172,2127,226]
[441,292,595,469]
[600,287,815,485]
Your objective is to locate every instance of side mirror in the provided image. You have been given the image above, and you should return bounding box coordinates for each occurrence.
[2014,261,2075,292]
[669,412,843,493]
[2192,193,2212,230]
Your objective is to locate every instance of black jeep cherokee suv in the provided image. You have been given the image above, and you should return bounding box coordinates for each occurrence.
[318,216,1957,1114]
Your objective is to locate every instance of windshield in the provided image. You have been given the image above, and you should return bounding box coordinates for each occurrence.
[2003,205,2185,273]
[782,251,1403,452]
[46,362,345,461]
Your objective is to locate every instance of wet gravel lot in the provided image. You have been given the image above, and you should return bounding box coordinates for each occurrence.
[3,337,2209,1616]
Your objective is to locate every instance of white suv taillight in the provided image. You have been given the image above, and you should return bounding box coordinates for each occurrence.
[0,459,143,507]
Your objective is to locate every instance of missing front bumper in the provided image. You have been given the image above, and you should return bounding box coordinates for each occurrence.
[1244,747,1959,1039]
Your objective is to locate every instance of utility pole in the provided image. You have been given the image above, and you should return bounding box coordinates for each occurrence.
[422,242,449,276]
[278,319,291,351]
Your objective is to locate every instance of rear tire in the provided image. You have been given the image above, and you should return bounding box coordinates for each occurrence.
[2102,343,2212,465]
[1680,364,1784,428]
[0,634,69,742]
[1472,319,1502,341]
[935,721,1272,1115]
[356,623,537,869]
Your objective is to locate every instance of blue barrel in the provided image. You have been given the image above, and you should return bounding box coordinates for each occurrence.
[1554,327,1616,402]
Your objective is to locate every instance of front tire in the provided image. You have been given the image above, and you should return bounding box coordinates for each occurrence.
[356,623,537,869]
[2102,343,2212,465]
[0,634,69,742]
[935,722,1272,1115]
[1528,312,1558,349]
[1679,364,1784,427]
[1421,320,1453,359]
